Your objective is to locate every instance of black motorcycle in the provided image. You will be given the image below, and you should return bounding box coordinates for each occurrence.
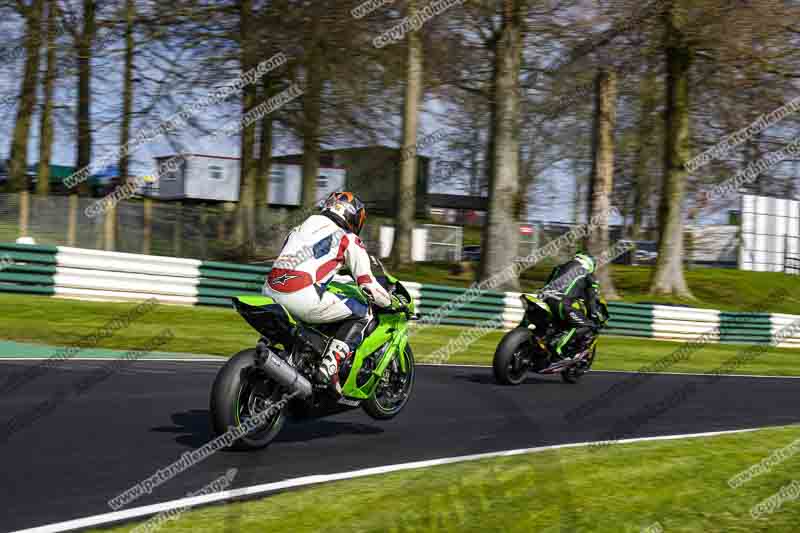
[493,293,608,385]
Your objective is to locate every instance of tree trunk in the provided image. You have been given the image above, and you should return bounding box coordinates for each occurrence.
[587,68,619,299]
[37,0,57,197]
[650,3,693,298]
[76,0,96,198]
[256,76,274,227]
[119,0,135,187]
[631,70,658,240]
[235,0,258,248]
[391,0,423,269]
[105,0,135,252]
[8,0,44,193]
[301,23,323,208]
[478,42,499,278]
[479,0,522,291]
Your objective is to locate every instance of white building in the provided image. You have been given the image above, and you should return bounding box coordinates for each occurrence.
[146,154,345,205]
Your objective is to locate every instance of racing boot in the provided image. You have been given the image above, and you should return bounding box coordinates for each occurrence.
[317,338,351,397]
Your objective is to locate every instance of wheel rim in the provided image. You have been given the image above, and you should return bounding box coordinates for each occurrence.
[373,352,414,414]
[507,348,529,381]
[234,373,283,441]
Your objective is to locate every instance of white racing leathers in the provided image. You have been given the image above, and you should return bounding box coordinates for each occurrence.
[262,215,392,325]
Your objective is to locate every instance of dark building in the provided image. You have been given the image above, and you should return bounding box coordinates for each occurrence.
[272,146,430,217]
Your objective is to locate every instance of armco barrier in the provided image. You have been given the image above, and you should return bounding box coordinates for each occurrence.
[0,243,57,296]
[0,243,798,347]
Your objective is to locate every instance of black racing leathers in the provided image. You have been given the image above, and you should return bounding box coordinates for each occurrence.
[541,259,601,357]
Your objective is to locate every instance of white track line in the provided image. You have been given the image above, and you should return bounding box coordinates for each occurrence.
[590,369,800,379]
[13,425,796,533]
[2,358,800,380]
[0,357,225,362]
[418,363,800,379]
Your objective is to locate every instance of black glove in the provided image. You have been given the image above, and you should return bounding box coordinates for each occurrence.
[389,294,409,313]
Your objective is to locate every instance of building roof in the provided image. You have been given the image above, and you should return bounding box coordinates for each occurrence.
[427,193,488,211]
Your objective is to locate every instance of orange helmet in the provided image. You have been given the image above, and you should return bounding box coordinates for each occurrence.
[320,191,367,235]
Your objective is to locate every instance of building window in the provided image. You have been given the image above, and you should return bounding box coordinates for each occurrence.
[209,165,224,180]
[317,175,328,190]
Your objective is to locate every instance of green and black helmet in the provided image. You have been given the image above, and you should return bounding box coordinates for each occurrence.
[574,252,596,273]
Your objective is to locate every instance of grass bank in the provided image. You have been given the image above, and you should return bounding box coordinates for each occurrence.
[94,425,800,533]
[2,294,800,376]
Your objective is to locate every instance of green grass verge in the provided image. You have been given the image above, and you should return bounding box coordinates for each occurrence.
[94,425,800,533]
[2,294,800,376]
[391,262,800,314]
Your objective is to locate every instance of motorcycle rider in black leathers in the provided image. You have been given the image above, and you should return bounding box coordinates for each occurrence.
[540,252,605,360]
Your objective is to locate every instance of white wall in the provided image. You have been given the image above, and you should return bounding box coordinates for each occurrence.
[379,226,427,262]
[185,156,240,202]
[268,164,346,206]
[740,194,800,272]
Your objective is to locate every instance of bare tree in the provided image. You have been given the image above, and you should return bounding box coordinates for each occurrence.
[587,68,619,299]
[300,16,323,209]
[235,0,258,247]
[391,0,423,269]
[650,1,693,298]
[75,0,96,195]
[479,0,523,291]
[37,0,58,196]
[8,0,44,193]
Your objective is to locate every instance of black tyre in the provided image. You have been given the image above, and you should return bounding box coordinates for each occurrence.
[210,348,287,450]
[493,327,534,385]
[363,345,415,420]
[560,346,596,384]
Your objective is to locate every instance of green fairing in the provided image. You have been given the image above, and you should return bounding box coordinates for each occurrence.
[237,295,276,306]
[232,278,411,401]
[523,294,552,315]
[341,311,409,399]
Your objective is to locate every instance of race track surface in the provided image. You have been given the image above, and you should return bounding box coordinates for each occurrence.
[2,359,799,532]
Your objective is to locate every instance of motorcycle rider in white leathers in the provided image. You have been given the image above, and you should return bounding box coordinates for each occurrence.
[262,192,406,394]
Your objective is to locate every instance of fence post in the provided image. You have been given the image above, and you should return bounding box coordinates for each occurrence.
[143,198,152,254]
[67,194,78,246]
[174,201,183,257]
[104,205,116,251]
[200,208,209,259]
[18,190,30,238]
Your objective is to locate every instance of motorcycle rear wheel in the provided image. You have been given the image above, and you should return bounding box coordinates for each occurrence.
[560,346,596,384]
[210,348,288,450]
[493,327,536,385]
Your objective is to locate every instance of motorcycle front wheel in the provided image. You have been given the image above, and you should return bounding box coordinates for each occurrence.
[363,345,415,420]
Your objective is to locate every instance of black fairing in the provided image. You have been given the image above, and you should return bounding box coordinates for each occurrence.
[525,301,553,332]
[232,298,296,346]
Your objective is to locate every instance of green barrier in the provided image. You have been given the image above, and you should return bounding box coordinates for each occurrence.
[200,261,270,275]
[197,296,237,307]
[0,283,55,295]
[198,278,264,291]
[199,268,267,283]
[0,243,58,265]
[0,244,56,296]
[719,312,773,343]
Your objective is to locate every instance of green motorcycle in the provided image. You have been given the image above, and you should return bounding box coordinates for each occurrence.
[210,271,417,450]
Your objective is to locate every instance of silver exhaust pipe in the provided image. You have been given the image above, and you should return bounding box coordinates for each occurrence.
[259,347,313,399]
